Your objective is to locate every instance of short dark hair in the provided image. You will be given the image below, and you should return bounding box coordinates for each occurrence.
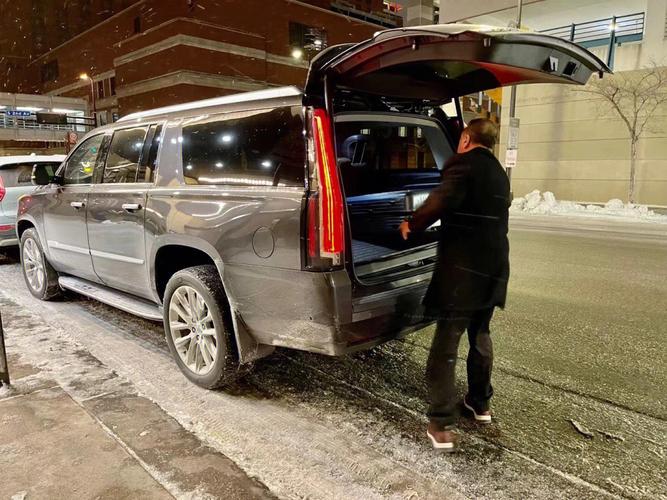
[465,118,498,149]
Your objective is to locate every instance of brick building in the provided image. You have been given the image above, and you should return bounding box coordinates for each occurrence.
[1,0,399,125]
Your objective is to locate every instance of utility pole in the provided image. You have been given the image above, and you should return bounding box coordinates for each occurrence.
[505,0,523,197]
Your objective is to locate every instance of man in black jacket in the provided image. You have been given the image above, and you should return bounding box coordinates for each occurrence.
[399,118,510,451]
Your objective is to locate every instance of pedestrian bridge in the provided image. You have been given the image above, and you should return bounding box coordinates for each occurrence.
[0,92,94,144]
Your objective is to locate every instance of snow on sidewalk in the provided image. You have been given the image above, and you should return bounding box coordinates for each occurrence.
[510,190,667,224]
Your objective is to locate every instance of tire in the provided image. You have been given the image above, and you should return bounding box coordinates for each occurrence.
[163,265,241,389]
[20,228,61,301]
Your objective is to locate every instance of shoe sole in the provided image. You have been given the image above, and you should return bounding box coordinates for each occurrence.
[463,399,492,424]
[426,431,455,451]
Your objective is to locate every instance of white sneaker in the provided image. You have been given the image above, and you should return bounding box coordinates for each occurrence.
[426,430,456,451]
[463,397,492,424]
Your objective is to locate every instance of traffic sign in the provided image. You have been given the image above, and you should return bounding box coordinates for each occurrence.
[5,110,31,117]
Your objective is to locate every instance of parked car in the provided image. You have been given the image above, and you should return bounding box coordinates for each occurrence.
[0,155,66,247]
[16,25,609,388]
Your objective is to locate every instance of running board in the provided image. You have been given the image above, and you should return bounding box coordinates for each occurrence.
[58,276,163,322]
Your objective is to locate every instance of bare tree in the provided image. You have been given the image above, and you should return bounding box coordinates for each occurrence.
[580,64,667,203]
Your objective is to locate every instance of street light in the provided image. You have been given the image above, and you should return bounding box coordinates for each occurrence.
[79,73,96,126]
[291,48,303,60]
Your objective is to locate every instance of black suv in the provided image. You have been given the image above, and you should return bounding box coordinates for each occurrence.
[16,25,608,388]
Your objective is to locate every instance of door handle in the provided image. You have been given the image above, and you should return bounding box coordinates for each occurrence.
[122,203,142,212]
[70,201,85,209]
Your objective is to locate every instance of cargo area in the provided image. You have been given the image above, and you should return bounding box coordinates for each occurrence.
[334,112,454,280]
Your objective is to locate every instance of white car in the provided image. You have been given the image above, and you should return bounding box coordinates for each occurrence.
[0,155,65,247]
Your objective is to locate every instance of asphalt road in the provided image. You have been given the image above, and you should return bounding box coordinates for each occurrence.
[1,216,665,499]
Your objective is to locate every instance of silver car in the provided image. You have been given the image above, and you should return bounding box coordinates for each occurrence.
[0,155,65,247]
[15,25,609,389]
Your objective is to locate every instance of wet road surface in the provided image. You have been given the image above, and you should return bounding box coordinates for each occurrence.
[1,218,665,499]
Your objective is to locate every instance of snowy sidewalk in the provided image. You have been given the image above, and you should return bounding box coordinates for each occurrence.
[0,308,272,500]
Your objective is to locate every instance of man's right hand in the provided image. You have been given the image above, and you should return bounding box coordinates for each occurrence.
[399,220,411,240]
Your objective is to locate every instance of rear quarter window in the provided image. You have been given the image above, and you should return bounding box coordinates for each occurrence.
[181,106,305,187]
[0,162,60,187]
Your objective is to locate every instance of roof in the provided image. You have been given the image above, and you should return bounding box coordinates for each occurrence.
[118,86,303,123]
[0,155,66,167]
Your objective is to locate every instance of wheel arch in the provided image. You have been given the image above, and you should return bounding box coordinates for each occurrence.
[151,236,273,365]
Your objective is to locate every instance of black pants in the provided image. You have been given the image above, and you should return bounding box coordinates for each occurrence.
[426,308,494,427]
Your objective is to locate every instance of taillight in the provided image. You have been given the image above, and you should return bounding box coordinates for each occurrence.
[306,108,345,268]
[0,176,5,202]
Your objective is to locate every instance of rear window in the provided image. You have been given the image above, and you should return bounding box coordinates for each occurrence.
[334,119,450,171]
[0,162,60,187]
[181,106,305,187]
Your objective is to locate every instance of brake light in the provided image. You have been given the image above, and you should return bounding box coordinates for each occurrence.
[307,108,345,266]
[0,176,5,202]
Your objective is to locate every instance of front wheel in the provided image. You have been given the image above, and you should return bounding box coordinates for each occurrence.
[163,265,241,389]
[20,228,61,300]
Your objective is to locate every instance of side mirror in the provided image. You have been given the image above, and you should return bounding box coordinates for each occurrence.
[31,166,52,186]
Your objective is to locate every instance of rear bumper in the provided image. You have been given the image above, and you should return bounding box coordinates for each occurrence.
[227,264,433,356]
[334,277,433,354]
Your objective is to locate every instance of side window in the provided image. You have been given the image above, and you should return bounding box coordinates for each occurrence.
[28,163,60,184]
[103,127,148,183]
[16,165,34,185]
[64,134,105,185]
[181,107,305,187]
[137,124,162,183]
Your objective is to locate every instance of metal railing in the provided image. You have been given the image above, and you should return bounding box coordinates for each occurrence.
[0,113,95,135]
[541,12,645,48]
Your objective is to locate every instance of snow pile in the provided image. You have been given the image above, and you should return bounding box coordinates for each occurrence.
[510,190,667,222]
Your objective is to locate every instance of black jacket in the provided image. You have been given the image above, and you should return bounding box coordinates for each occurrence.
[409,147,510,314]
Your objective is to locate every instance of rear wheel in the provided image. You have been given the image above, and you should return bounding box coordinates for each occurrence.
[20,228,60,300]
[163,265,241,389]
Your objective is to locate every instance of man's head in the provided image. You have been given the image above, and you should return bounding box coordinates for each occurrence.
[457,118,498,154]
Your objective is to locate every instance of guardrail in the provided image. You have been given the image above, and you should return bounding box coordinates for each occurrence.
[541,12,645,49]
[0,113,95,136]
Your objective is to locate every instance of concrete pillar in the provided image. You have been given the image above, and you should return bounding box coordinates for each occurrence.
[640,0,667,66]
[403,0,434,26]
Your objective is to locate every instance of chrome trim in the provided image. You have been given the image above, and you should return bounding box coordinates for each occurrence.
[90,249,144,265]
[47,240,91,255]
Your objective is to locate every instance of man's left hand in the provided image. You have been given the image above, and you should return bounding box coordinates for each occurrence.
[399,220,411,240]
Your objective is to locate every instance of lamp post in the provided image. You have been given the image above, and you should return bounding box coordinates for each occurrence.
[506,0,523,197]
[79,73,96,126]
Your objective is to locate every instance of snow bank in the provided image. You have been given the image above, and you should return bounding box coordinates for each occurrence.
[510,190,667,223]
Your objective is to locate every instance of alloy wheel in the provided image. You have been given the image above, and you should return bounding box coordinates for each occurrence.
[23,238,45,292]
[168,285,218,376]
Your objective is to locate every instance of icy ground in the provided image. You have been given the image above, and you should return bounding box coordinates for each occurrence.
[510,190,667,223]
[1,223,666,500]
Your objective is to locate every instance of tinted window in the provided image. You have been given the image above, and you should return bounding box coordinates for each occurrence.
[181,107,305,187]
[64,134,105,184]
[35,163,59,181]
[0,163,60,187]
[103,127,148,183]
[137,124,162,183]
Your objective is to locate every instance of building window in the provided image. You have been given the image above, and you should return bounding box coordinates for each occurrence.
[97,80,105,99]
[289,22,327,53]
[134,16,141,34]
[110,76,116,96]
[40,60,59,83]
